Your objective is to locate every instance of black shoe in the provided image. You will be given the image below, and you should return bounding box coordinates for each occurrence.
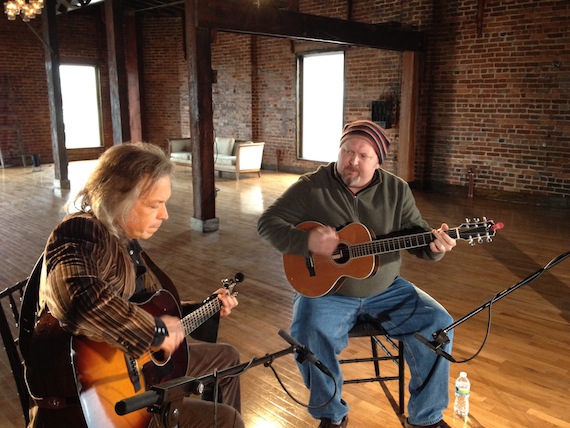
[319,415,348,428]
[404,419,451,428]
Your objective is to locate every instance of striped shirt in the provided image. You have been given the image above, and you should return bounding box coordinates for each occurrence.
[39,212,162,358]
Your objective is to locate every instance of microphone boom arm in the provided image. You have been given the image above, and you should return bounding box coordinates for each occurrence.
[415,250,570,362]
[116,344,297,417]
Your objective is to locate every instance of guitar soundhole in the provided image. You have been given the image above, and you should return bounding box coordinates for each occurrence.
[333,243,351,265]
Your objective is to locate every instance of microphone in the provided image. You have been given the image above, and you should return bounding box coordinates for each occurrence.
[278,329,332,377]
[115,390,158,415]
[413,331,456,362]
[413,332,439,352]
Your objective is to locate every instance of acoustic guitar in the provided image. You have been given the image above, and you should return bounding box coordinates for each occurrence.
[283,219,503,297]
[71,277,240,427]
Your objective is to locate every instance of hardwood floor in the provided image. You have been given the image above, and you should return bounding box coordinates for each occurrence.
[1,161,569,428]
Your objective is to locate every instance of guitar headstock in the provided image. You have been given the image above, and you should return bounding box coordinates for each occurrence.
[220,272,244,296]
[201,273,243,305]
[453,217,504,245]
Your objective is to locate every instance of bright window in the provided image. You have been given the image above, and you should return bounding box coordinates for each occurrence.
[59,64,102,149]
[298,51,344,162]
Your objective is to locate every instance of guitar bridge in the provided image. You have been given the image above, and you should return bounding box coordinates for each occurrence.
[305,256,316,277]
[124,354,142,393]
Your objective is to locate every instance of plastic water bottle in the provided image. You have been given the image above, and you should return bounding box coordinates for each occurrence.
[454,371,470,419]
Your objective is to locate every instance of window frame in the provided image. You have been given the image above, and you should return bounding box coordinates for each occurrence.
[296,50,345,162]
[59,61,104,149]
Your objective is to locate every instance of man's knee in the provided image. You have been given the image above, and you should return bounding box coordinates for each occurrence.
[218,342,240,365]
[217,404,244,428]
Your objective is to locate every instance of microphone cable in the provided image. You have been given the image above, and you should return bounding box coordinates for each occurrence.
[266,359,337,410]
[423,250,570,364]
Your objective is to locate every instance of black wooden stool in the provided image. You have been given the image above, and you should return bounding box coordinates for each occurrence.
[339,321,405,415]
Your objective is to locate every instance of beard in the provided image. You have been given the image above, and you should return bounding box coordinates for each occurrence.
[340,168,361,187]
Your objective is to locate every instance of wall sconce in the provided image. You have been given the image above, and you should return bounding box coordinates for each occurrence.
[372,98,394,129]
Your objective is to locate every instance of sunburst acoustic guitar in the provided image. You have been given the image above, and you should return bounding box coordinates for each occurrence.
[283,219,503,297]
[33,275,242,428]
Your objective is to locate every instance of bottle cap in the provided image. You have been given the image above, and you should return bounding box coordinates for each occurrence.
[459,371,467,377]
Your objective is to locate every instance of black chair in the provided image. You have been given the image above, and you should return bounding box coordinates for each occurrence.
[339,321,405,415]
[0,278,31,426]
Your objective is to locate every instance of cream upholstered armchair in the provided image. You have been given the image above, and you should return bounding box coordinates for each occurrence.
[169,137,265,181]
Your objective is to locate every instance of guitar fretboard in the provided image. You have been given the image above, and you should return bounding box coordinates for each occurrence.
[181,298,222,336]
[348,229,460,258]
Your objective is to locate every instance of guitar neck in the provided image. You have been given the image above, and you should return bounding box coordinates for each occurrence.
[181,297,222,337]
[351,229,458,258]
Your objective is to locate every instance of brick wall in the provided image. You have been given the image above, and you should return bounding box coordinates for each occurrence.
[0,12,111,164]
[1,17,54,165]
[212,32,254,140]
[421,0,569,203]
[139,17,185,146]
[0,1,568,205]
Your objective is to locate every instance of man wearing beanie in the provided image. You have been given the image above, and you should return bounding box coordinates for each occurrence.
[258,120,455,428]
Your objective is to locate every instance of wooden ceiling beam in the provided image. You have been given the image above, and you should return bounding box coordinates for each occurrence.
[196,0,425,52]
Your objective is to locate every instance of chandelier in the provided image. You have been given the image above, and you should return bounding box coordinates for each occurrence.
[4,0,45,21]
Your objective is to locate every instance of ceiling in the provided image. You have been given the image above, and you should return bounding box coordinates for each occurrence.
[120,0,185,16]
[62,0,186,17]
[64,0,292,18]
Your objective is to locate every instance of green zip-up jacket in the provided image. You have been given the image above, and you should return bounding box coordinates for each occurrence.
[257,163,444,297]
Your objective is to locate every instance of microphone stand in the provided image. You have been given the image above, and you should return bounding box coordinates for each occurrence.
[116,338,299,428]
[414,250,570,362]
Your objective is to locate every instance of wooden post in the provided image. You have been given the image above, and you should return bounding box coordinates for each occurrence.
[105,0,131,145]
[398,51,420,183]
[186,0,218,232]
[125,14,143,143]
[477,0,486,37]
[42,0,69,189]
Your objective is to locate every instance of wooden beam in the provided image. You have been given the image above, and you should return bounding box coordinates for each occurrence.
[398,51,421,182]
[184,0,426,231]
[186,0,218,232]
[477,0,486,37]
[196,0,425,52]
[105,0,131,145]
[42,0,69,189]
[125,14,143,142]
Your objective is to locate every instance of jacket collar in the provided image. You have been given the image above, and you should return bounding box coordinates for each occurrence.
[332,163,382,194]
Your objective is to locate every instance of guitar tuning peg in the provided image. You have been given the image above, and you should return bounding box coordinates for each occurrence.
[478,236,484,244]
[465,218,471,223]
[468,237,475,246]
[486,235,493,243]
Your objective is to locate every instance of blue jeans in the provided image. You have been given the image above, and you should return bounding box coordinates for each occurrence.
[290,276,453,426]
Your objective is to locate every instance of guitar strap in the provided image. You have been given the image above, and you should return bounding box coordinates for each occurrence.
[19,252,44,363]
[19,245,219,418]
[140,248,220,343]
[140,248,181,303]
[18,253,85,423]
[19,246,184,362]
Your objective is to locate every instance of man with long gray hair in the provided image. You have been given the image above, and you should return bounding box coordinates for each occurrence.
[25,142,244,428]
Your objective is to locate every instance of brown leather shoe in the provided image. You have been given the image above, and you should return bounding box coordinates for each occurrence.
[404,419,451,428]
[318,415,348,428]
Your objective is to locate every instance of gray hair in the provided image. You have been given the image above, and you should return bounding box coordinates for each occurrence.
[70,142,174,241]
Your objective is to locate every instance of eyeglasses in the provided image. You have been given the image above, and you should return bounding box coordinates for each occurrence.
[340,147,376,163]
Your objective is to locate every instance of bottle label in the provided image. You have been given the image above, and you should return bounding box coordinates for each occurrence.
[456,387,470,396]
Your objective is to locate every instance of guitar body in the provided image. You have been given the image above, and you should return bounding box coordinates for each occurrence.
[283,218,502,297]
[26,275,241,428]
[72,289,189,428]
[283,221,377,297]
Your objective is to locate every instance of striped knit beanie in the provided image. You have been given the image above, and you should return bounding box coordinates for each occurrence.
[339,120,391,164]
